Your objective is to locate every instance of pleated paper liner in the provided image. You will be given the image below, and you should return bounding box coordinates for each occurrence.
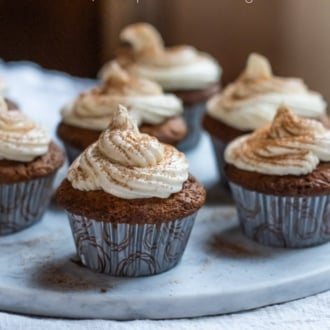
[0,174,56,235]
[67,212,198,276]
[230,182,330,248]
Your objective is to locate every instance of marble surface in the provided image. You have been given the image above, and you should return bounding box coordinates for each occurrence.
[1,204,330,319]
[1,61,330,321]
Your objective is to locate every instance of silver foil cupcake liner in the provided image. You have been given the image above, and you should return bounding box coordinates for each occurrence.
[63,143,82,164]
[210,137,229,187]
[229,182,330,248]
[177,102,206,151]
[67,212,197,276]
[0,174,56,235]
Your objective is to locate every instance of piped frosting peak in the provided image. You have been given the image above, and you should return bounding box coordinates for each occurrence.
[99,23,221,90]
[225,105,330,176]
[0,97,50,162]
[67,105,189,199]
[62,63,183,130]
[207,53,327,130]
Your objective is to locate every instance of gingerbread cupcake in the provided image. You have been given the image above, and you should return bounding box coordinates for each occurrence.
[58,63,186,163]
[99,23,221,150]
[225,105,330,248]
[0,98,64,234]
[204,53,327,185]
[56,105,205,276]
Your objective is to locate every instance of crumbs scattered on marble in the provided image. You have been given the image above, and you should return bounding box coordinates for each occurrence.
[208,229,270,259]
[25,256,114,292]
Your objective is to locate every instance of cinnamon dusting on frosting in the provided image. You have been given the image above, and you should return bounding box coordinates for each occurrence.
[207,53,326,130]
[243,53,272,80]
[67,105,188,199]
[99,23,221,90]
[119,23,197,67]
[0,97,50,162]
[62,63,183,130]
[102,62,162,96]
[120,23,164,57]
[225,105,330,176]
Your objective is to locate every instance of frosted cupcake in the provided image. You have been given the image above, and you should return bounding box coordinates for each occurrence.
[225,105,330,248]
[204,53,327,185]
[56,105,205,276]
[0,98,64,234]
[99,23,221,150]
[58,63,186,162]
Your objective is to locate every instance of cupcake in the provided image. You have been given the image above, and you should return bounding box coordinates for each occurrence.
[204,53,327,185]
[0,98,64,234]
[225,105,330,248]
[57,62,186,163]
[56,105,205,276]
[0,76,18,110]
[99,23,221,150]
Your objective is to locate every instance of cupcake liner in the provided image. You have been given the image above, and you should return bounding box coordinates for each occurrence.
[210,137,229,187]
[67,212,197,276]
[0,174,56,235]
[63,143,82,164]
[177,102,206,151]
[229,182,330,248]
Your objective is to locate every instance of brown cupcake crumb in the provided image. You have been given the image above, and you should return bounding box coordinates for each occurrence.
[140,116,187,145]
[57,116,187,151]
[225,162,330,197]
[56,174,205,223]
[203,113,330,144]
[0,142,65,184]
[203,113,249,143]
[172,82,220,106]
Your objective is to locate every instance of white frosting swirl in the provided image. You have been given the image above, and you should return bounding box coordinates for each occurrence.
[207,53,327,130]
[62,63,183,130]
[68,105,189,199]
[0,98,50,162]
[99,23,221,90]
[225,105,330,176]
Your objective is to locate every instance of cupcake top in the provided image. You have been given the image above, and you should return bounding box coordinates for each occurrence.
[207,53,327,131]
[99,23,221,91]
[0,98,50,162]
[225,105,330,176]
[62,63,183,131]
[67,105,189,199]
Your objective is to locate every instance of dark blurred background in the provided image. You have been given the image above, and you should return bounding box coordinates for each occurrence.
[0,0,330,102]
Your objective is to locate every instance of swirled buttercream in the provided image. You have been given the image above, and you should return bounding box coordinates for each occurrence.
[99,23,221,90]
[67,105,189,199]
[207,53,327,130]
[0,98,50,162]
[62,62,183,130]
[225,105,330,176]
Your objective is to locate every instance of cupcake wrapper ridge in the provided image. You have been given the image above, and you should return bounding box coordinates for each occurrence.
[210,137,229,187]
[67,212,197,277]
[177,102,206,151]
[0,174,56,235]
[63,143,82,164]
[229,182,330,248]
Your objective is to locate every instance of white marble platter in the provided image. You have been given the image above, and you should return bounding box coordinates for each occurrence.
[1,204,330,320]
[1,61,330,320]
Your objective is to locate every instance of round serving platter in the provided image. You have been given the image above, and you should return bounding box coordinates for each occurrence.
[1,203,330,320]
[1,62,330,320]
